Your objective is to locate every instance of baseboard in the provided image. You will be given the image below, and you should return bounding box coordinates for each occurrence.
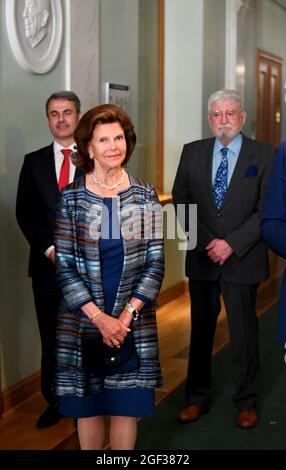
[157,281,188,307]
[2,371,40,415]
[0,391,3,416]
[257,274,282,313]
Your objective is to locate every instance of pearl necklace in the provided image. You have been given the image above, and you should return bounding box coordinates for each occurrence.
[91,168,125,190]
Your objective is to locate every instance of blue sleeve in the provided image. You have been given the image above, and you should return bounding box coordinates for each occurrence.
[261,142,286,259]
[132,292,153,307]
[131,187,164,303]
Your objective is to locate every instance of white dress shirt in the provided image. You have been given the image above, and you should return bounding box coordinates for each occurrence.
[53,141,76,183]
[45,141,77,258]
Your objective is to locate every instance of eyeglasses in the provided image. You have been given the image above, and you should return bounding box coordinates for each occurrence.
[209,110,242,120]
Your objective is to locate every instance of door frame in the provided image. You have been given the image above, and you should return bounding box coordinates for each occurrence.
[255,48,282,144]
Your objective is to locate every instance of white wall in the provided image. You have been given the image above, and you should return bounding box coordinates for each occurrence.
[99,0,140,176]
[202,0,226,137]
[164,0,204,193]
[162,0,204,290]
[0,0,100,390]
[68,0,99,112]
[0,1,67,390]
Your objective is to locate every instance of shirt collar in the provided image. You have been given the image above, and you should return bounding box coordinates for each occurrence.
[53,141,75,156]
[214,132,242,157]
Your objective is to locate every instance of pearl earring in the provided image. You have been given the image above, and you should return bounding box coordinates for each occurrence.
[89,154,94,159]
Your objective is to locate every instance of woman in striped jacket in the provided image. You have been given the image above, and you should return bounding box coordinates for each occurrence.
[53,104,164,450]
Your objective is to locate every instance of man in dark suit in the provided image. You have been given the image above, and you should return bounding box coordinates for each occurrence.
[172,89,274,429]
[16,90,81,428]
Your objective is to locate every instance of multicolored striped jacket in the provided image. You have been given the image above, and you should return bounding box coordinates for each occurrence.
[53,174,164,396]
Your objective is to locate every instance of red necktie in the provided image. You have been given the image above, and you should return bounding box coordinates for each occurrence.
[58,148,71,190]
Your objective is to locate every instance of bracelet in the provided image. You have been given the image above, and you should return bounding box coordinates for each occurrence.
[90,311,101,322]
[124,302,140,321]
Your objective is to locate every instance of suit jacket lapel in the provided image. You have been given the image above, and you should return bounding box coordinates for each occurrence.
[42,144,59,205]
[45,144,82,188]
[204,138,217,209]
[220,134,254,209]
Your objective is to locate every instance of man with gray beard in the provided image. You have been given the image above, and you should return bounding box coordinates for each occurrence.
[172,89,274,429]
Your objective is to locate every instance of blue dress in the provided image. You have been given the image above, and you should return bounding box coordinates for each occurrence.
[58,197,155,418]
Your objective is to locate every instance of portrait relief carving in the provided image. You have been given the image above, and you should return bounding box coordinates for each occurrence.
[5,0,63,74]
[23,0,50,49]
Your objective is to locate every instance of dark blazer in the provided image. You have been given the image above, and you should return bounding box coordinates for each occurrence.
[16,143,81,277]
[172,134,275,284]
[261,141,286,343]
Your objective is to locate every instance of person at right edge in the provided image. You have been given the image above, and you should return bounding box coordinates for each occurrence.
[261,140,286,365]
[172,89,275,429]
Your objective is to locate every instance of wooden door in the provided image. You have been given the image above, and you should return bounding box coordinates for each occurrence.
[256,49,282,146]
[137,0,164,193]
[256,50,284,284]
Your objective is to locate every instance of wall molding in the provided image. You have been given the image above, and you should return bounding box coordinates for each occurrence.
[67,0,99,111]
[225,0,238,89]
[157,280,188,307]
[2,371,40,415]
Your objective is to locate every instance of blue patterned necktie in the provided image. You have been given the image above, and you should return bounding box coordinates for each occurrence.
[213,147,229,208]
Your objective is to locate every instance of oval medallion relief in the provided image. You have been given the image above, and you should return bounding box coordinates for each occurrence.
[6,0,63,74]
